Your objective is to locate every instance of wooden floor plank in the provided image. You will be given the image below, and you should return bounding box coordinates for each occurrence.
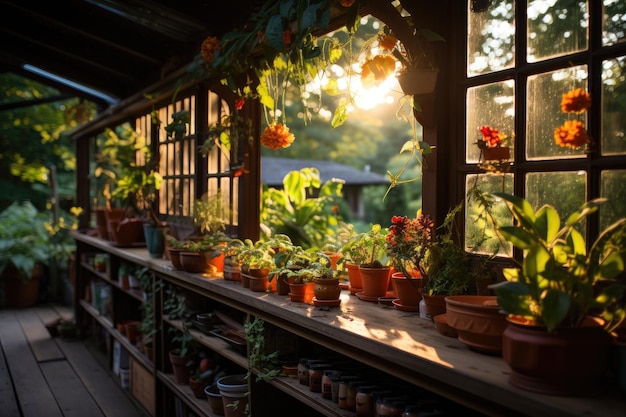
[0,311,63,417]
[33,304,63,329]
[40,360,105,417]
[0,311,21,417]
[56,337,146,417]
[49,303,74,322]
[15,308,64,363]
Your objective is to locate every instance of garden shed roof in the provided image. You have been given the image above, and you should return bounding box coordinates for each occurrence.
[261,157,389,187]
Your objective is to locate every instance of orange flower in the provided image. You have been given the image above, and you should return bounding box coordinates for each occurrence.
[478,125,506,148]
[553,120,590,149]
[360,55,397,88]
[560,88,591,113]
[260,122,295,150]
[340,0,355,7]
[201,36,220,64]
[379,34,397,52]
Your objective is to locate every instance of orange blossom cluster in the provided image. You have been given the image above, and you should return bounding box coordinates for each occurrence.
[478,125,506,148]
[554,88,591,149]
[260,122,295,150]
[201,36,220,64]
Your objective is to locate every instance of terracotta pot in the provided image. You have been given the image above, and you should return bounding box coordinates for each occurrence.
[223,259,242,282]
[289,281,315,304]
[168,248,184,270]
[391,273,423,307]
[206,250,225,274]
[502,315,612,396]
[445,295,507,355]
[169,351,194,384]
[358,266,391,298]
[275,272,291,295]
[482,146,510,161]
[241,272,251,289]
[189,376,208,399]
[109,218,144,246]
[216,374,249,417]
[421,293,447,321]
[205,384,225,416]
[345,262,362,290]
[324,251,342,270]
[248,268,269,292]
[313,277,341,301]
[93,207,109,239]
[104,208,127,241]
[180,251,209,273]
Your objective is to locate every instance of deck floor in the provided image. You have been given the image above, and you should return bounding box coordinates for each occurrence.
[0,304,146,417]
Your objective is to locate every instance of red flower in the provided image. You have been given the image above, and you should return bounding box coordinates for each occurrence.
[235,98,245,110]
[283,29,292,47]
[478,125,506,148]
[339,0,355,7]
[386,212,435,277]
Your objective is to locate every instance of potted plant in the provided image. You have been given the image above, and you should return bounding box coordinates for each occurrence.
[385,211,434,309]
[242,242,275,293]
[0,201,51,308]
[420,203,476,320]
[489,193,626,395]
[355,224,391,301]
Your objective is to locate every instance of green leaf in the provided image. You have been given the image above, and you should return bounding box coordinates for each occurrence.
[490,281,532,316]
[535,205,560,243]
[265,15,284,52]
[498,226,535,249]
[541,289,570,332]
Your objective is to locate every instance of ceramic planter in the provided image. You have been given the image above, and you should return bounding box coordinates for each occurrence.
[168,351,194,384]
[444,295,507,355]
[180,251,209,273]
[143,224,166,258]
[313,277,341,301]
[248,267,270,292]
[205,384,225,416]
[421,293,447,321]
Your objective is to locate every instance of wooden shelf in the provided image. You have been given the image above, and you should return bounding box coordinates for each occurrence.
[73,231,626,417]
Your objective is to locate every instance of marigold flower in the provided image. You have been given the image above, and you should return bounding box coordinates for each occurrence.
[379,34,397,52]
[478,125,506,148]
[360,55,397,88]
[260,122,295,150]
[553,120,590,149]
[560,88,591,114]
[201,36,220,63]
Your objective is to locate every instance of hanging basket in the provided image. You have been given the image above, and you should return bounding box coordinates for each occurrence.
[397,68,438,95]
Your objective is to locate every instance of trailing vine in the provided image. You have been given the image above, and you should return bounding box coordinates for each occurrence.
[244,316,281,382]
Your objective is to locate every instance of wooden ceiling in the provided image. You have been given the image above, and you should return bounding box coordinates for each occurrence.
[0,0,258,107]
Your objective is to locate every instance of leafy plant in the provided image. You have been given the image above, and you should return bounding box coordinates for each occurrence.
[260,167,343,249]
[0,201,51,280]
[422,202,475,296]
[490,193,626,333]
[341,223,387,267]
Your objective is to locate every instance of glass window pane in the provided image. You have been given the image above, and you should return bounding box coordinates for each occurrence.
[603,0,626,46]
[466,81,515,163]
[527,0,588,63]
[465,173,514,255]
[600,170,626,229]
[601,56,626,155]
[468,0,515,76]
[525,171,587,226]
[527,66,588,160]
